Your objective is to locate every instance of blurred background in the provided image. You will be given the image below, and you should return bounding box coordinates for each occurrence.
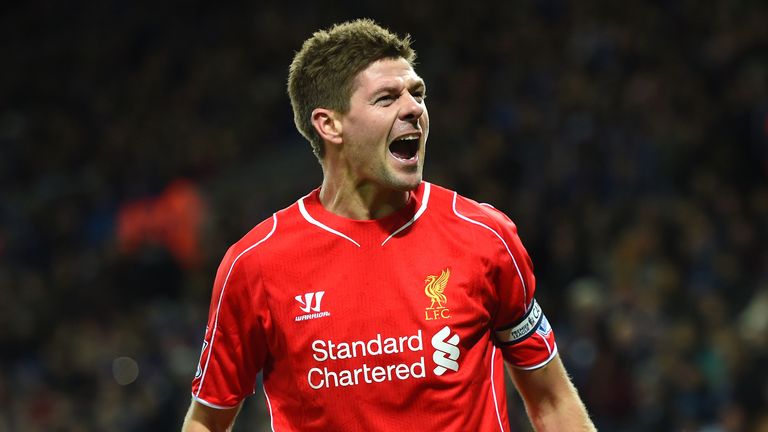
[2,0,767,430]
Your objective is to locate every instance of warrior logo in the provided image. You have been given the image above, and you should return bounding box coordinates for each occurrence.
[431,325,461,375]
[296,291,325,313]
[295,291,331,321]
[424,268,451,321]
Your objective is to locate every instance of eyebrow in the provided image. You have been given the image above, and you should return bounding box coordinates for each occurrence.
[371,80,427,97]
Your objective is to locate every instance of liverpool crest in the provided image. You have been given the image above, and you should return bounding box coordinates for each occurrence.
[424,268,451,321]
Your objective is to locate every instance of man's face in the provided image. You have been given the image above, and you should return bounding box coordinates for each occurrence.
[339,57,429,192]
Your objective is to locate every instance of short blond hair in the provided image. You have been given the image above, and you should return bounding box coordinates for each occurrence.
[288,19,416,159]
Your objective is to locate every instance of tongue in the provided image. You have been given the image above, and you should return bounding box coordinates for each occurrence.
[390,140,416,160]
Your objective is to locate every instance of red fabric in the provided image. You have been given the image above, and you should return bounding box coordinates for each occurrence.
[191,182,556,431]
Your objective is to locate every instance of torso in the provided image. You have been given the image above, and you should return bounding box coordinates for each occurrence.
[193,182,549,431]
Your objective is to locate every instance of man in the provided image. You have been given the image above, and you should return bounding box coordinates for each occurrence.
[183,19,596,431]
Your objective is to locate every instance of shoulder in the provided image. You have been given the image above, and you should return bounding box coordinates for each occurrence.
[426,182,519,236]
[222,197,304,266]
[225,213,278,263]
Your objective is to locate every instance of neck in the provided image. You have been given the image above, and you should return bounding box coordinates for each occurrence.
[318,175,410,220]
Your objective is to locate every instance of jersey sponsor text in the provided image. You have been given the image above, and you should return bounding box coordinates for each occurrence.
[306,327,464,389]
[311,330,423,361]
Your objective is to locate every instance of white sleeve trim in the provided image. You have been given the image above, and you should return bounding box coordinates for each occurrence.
[191,393,240,410]
[509,343,559,371]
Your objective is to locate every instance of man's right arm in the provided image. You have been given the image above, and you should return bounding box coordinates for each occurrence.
[181,400,241,432]
[186,237,271,431]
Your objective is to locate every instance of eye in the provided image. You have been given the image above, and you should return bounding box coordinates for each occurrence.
[374,95,396,106]
[412,91,426,103]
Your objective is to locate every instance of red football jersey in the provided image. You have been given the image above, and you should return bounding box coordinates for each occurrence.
[191,182,557,431]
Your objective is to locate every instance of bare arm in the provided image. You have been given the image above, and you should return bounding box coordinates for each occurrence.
[181,400,242,432]
[508,354,596,432]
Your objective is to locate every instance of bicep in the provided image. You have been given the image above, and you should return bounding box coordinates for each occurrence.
[182,399,242,432]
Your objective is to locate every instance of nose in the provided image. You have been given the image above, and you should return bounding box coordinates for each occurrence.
[399,93,425,122]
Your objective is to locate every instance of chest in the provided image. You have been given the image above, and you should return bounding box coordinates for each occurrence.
[257,230,499,364]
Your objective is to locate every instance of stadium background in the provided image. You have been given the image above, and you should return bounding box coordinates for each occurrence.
[2,0,767,430]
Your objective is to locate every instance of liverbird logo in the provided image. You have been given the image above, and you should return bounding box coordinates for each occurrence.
[424,268,451,321]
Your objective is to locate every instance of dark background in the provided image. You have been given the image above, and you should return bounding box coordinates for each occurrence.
[2,0,767,430]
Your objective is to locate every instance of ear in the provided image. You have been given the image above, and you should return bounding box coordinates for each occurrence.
[311,108,343,147]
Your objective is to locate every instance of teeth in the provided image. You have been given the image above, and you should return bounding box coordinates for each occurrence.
[395,134,420,142]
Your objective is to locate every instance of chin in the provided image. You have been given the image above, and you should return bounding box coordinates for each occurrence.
[389,174,422,192]
[379,161,423,191]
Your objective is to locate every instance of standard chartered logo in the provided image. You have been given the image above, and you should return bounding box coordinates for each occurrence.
[306,327,462,390]
[307,330,426,390]
[431,326,461,375]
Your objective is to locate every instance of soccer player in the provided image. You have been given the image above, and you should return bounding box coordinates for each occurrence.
[182,19,596,431]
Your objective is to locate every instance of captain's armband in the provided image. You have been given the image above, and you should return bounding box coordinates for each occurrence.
[495,299,550,345]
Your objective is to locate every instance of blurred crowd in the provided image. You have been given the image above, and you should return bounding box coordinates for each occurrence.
[2,0,767,430]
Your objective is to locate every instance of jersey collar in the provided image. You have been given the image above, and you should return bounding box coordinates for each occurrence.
[298,182,431,247]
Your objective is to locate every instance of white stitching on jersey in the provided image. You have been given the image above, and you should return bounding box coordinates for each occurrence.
[195,213,278,399]
[490,348,505,432]
[297,198,361,247]
[450,192,528,310]
[381,182,431,246]
[263,384,275,432]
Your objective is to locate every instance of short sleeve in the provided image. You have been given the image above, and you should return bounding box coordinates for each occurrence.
[191,245,270,408]
[485,208,558,370]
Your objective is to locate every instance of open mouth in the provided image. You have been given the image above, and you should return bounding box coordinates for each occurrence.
[389,134,420,161]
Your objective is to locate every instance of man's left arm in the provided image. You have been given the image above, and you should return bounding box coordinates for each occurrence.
[473,204,595,430]
[507,353,596,432]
